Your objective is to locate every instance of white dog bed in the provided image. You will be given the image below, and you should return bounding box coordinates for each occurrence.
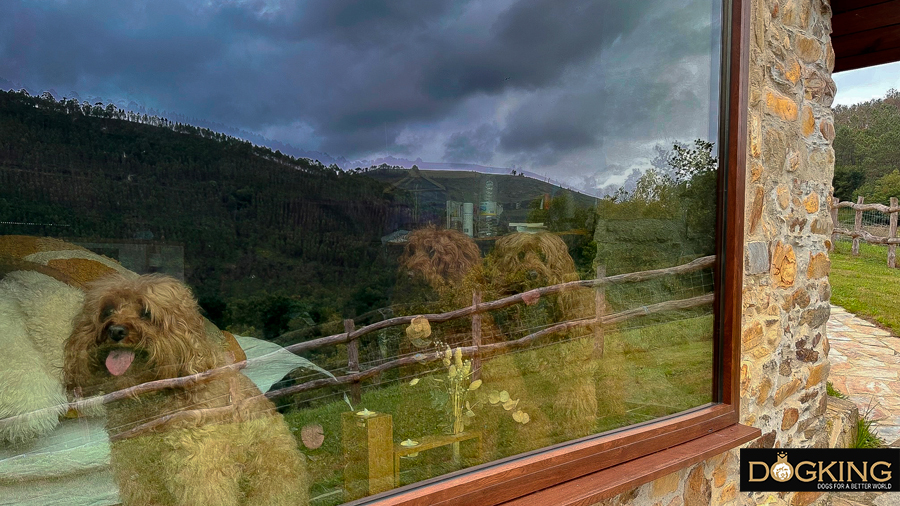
[0,334,330,506]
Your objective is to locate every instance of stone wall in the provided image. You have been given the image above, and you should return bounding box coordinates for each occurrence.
[591,0,837,504]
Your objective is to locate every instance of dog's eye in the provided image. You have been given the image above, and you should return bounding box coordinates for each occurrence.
[140,308,152,320]
[100,305,116,321]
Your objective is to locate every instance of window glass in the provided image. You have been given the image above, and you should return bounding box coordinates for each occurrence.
[0,1,722,504]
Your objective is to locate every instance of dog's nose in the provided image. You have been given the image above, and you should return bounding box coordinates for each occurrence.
[107,325,128,342]
[527,270,538,280]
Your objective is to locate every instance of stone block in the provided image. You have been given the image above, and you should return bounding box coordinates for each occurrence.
[801,106,815,136]
[750,113,762,158]
[757,376,773,406]
[819,119,835,141]
[682,466,710,505]
[746,242,770,275]
[805,362,829,389]
[790,491,824,506]
[772,242,796,287]
[785,150,801,172]
[818,281,831,303]
[743,321,764,350]
[803,192,819,213]
[764,127,788,168]
[713,465,727,488]
[785,288,811,310]
[774,378,801,406]
[826,41,835,72]
[751,431,777,449]
[800,304,829,328]
[651,472,679,498]
[740,363,751,396]
[796,347,819,363]
[826,396,859,448]
[719,482,736,503]
[751,160,764,181]
[749,185,765,233]
[807,252,830,278]
[803,70,836,106]
[766,90,799,121]
[810,218,830,235]
[777,185,790,209]
[782,407,799,430]
[795,35,823,62]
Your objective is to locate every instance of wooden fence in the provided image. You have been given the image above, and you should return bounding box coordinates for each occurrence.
[831,196,900,267]
[40,254,716,438]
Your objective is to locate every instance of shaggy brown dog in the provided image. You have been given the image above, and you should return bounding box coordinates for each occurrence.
[481,232,599,441]
[391,229,546,467]
[394,227,483,348]
[398,227,482,296]
[63,274,308,506]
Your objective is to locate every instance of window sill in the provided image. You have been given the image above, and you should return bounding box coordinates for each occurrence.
[500,424,760,506]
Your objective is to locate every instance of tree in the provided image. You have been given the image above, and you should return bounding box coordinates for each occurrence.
[833,165,865,201]
[668,139,717,183]
[858,170,900,204]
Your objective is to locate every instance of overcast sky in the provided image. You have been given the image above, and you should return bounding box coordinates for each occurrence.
[1,0,722,189]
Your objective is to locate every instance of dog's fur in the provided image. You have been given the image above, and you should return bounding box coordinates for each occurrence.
[394,227,484,348]
[398,227,482,296]
[481,232,599,440]
[63,274,308,506]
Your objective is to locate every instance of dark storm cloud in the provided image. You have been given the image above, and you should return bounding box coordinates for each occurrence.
[420,0,651,99]
[1,1,226,94]
[443,124,500,164]
[496,66,703,167]
[0,0,717,167]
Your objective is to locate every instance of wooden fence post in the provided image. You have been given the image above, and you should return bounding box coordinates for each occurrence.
[890,197,898,268]
[346,319,361,404]
[830,197,839,251]
[594,265,606,358]
[471,290,482,381]
[852,196,864,257]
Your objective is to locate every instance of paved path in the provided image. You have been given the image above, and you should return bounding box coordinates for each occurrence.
[826,305,900,506]
[827,305,900,445]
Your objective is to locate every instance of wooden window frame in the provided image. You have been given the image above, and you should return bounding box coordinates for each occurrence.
[349,0,756,504]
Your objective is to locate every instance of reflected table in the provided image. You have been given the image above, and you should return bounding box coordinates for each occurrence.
[393,431,483,486]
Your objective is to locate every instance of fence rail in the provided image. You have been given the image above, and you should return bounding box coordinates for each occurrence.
[3,255,716,440]
[831,196,900,268]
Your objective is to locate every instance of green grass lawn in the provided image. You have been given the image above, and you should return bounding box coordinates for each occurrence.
[830,241,900,334]
[283,314,713,505]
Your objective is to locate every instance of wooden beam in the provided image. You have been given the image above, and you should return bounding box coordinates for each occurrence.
[835,46,900,72]
[832,0,891,15]
[833,23,900,56]
[832,1,900,37]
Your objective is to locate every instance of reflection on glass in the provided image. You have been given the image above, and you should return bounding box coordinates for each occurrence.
[0,0,722,504]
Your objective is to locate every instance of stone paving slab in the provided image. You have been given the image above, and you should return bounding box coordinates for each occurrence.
[827,304,900,440]
[826,305,900,506]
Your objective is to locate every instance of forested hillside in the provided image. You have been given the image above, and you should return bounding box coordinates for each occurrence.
[833,89,900,203]
[0,89,405,335]
[0,89,603,341]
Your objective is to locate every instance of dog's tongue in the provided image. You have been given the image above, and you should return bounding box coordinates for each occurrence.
[106,349,135,376]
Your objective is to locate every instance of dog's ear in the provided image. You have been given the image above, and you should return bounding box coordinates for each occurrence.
[64,292,103,394]
[143,276,221,377]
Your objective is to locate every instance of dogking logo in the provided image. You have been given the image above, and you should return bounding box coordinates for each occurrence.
[770,453,793,482]
[741,448,900,492]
